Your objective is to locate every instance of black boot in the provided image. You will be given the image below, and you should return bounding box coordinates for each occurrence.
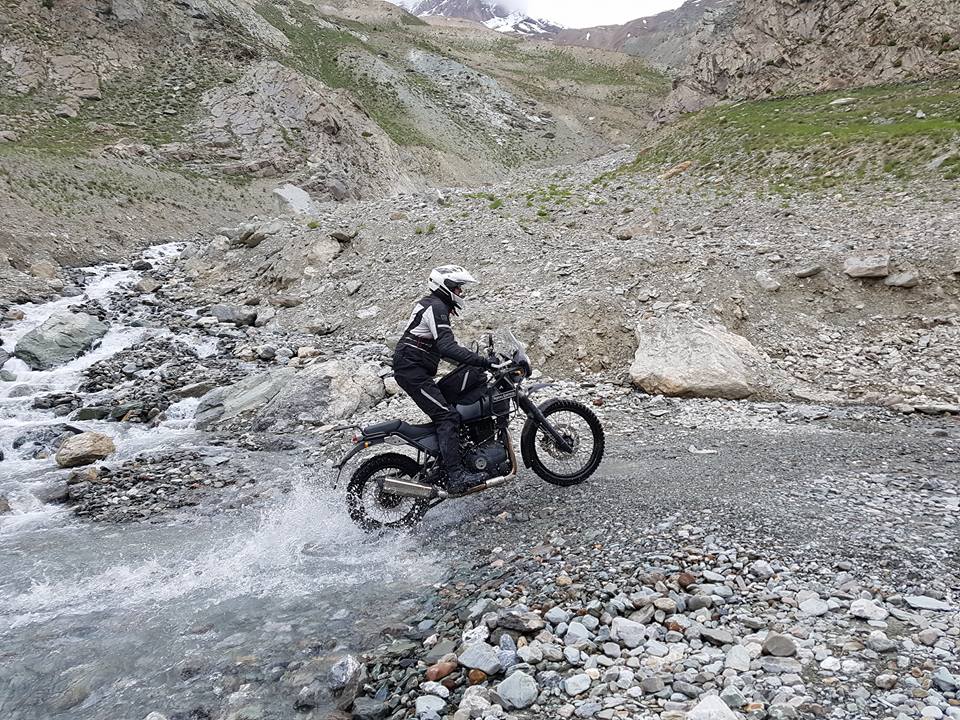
[446,468,487,495]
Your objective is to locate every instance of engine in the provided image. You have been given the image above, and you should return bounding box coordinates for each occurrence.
[463,441,510,478]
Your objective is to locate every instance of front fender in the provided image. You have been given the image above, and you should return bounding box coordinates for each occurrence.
[333,438,384,487]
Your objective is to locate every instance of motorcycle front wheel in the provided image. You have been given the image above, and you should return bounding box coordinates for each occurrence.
[521,398,605,486]
[346,453,429,531]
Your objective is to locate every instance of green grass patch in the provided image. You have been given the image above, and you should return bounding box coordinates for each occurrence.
[608,80,960,191]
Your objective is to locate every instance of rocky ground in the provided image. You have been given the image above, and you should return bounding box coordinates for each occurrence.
[331,404,959,720]
[2,235,958,720]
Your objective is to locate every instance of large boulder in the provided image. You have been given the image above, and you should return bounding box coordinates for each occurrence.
[196,358,385,429]
[14,311,108,370]
[630,318,766,400]
[55,432,115,468]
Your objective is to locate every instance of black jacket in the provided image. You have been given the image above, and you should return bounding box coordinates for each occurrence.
[393,291,487,377]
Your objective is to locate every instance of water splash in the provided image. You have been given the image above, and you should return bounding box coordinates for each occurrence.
[2,480,443,629]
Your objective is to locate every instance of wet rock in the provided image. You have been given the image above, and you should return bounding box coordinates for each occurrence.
[55,432,116,468]
[844,254,891,278]
[329,655,363,692]
[135,278,161,294]
[630,318,768,400]
[14,311,108,370]
[0,495,10,513]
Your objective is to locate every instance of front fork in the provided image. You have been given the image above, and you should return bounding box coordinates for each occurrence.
[518,394,574,453]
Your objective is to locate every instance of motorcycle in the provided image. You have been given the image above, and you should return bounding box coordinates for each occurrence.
[335,331,605,530]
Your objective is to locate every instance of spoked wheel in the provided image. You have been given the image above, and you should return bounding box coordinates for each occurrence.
[346,453,429,531]
[521,399,605,486]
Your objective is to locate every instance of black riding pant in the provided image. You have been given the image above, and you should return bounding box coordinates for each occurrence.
[393,351,487,474]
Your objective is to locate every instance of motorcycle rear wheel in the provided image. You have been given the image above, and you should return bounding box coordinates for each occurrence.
[346,453,429,531]
[521,399,605,486]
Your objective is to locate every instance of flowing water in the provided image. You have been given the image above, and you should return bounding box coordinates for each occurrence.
[0,248,448,720]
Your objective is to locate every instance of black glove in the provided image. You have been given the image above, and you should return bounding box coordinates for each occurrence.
[482,356,498,370]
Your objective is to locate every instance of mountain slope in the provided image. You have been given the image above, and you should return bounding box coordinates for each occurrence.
[663,0,960,114]
[393,0,561,35]
[554,0,732,68]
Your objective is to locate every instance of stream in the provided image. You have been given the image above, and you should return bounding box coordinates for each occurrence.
[0,247,447,720]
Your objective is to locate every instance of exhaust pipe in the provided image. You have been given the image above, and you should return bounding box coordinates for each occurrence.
[382,477,438,499]
[383,434,521,500]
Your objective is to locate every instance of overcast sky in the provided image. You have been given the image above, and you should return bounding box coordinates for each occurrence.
[394,1,689,28]
[521,1,687,27]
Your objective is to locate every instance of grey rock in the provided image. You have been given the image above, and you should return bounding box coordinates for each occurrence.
[885,270,920,288]
[720,685,746,708]
[640,676,664,694]
[701,626,734,646]
[755,270,781,291]
[209,304,257,326]
[329,655,362,692]
[498,609,545,633]
[768,704,799,719]
[495,670,538,709]
[351,697,389,720]
[459,642,501,675]
[564,673,591,696]
[904,595,955,611]
[749,560,774,579]
[414,694,445,716]
[762,632,797,657]
[545,606,571,625]
[932,667,958,692]
[14,311,108,370]
[865,630,897,653]
[849,598,888,621]
[725,645,751,672]
[687,695,738,719]
[794,264,823,278]
[758,656,802,674]
[799,597,829,616]
[630,319,767,400]
[610,617,645,648]
[844,254,891,278]
[55,432,115,468]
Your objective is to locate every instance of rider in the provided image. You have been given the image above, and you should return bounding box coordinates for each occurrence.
[393,265,496,494]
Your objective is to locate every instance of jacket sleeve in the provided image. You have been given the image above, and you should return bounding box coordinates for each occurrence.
[433,306,488,367]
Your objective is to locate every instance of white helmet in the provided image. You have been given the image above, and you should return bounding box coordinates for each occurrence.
[429,265,477,311]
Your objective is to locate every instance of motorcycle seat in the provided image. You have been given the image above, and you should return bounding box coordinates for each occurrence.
[363,419,402,436]
[363,420,437,441]
[398,422,437,440]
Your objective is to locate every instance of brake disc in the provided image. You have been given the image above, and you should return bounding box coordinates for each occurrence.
[539,423,579,459]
